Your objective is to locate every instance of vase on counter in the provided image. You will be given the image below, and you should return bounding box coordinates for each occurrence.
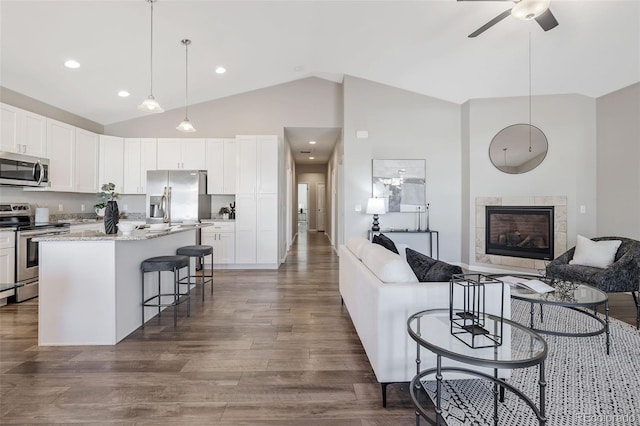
[104,200,119,234]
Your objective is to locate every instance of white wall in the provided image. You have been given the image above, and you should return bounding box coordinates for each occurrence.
[596,83,640,239]
[463,94,597,269]
[342,76,462,262]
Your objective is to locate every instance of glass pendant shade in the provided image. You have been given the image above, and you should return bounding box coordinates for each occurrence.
[511,0,550,20]
[176,118,196,132]
[139,0,163,114]
[138,96,164,113]
[177,38,196,132]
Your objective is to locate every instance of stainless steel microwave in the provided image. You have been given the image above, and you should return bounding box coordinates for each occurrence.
[0,151,50,187]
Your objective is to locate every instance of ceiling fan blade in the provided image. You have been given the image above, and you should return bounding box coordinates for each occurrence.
[468,9,512,38]
[535,9,559,31]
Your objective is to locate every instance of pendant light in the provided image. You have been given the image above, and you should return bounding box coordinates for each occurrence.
[528,32,533,152]
[138,0,164,113]
[176,39,196,132]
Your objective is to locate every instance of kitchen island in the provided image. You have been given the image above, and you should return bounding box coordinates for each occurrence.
[36,225,201,346]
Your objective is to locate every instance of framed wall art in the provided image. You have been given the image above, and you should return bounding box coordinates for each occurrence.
[372,159,426,212]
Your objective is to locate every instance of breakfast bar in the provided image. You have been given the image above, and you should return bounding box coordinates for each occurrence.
[36,225,199,346]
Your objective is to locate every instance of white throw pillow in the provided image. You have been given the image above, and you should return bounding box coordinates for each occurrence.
[346,236,370,260]
[569,235,622,269]
[360,243,418,283]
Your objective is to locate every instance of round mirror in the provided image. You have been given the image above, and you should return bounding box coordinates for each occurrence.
[489,124,548,174]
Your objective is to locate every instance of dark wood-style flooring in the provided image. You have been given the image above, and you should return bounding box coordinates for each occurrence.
[0,231,637,424]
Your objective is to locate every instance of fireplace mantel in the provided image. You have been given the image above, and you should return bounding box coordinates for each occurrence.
[475,196,567,270]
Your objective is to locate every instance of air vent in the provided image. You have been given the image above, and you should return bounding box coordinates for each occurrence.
[300,150,311,154]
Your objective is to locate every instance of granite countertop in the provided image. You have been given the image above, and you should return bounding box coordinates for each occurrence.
[35,223,211,242]
[201,218,235,223]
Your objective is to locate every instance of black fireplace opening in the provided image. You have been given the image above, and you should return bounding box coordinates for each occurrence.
[485,206,554,260]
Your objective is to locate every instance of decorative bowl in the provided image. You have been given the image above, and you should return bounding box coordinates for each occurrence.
[119,223,136,235]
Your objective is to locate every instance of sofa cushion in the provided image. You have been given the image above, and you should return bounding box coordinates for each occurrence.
[346,236,370,260]
[372,233,399,254]
[406,248,463,282]
[360,243,418,283]
[569,235,622,269]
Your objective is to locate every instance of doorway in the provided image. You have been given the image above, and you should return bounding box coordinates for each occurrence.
[297,183,308,232]
[317,182,325,232]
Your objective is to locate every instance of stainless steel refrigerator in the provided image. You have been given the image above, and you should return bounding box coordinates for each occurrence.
[146,170,211,224]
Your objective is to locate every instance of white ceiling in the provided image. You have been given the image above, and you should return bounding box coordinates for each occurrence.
[1,1,638,130]
[285,127,342,164]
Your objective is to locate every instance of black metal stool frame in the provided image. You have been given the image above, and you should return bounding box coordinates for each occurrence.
[141,262,191,328]
[176,246,214,302]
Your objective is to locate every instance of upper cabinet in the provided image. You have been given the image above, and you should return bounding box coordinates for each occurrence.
[236,135,278,194]
[46,119,75,192]
[46,119,98,193]
[157,138,206,170]
[75,129,99,193]
[99,135,124,193]
[123,138,156,194]
[205,138,236,194]
[1,103,47,157]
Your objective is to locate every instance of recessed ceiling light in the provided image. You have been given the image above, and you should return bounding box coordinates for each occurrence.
[64,59,80,69]
[309,140,317,145]
[309,156,315,160]
[215,66,226,74]
[118,91,130,98]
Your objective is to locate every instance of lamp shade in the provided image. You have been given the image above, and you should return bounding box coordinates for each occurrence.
[366,198,386,215]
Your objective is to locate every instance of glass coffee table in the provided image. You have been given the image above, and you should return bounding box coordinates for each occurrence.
[407,309,548,426]
[490,274,611,355]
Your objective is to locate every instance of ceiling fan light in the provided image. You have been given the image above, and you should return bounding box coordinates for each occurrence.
[138,96,164,113]
[511,0,550,21]
[176,118,196,132]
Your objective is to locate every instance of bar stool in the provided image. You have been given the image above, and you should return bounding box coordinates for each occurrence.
[141,255,191,328]
[176,245,214,302]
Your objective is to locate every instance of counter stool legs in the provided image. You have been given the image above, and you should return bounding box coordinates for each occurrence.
[176,245,214,302]
[141,255,191,328]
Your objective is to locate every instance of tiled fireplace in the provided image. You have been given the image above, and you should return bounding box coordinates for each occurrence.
[476,196,567,270]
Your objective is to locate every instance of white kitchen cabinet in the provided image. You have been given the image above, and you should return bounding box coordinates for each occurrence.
[46,119,75,192]
[99,135,124,193]
[0,230,16,303]
[74,128,99,193]
[234,135,279,267]
[0,103,47,156]
[235,193,257,264]
[201,222,235,265]
[257,135,278,194]
[205,138,236,194]
[46,120,99,193]
[124,138,156,194]
[236,135,258,193]
[257,193,278,264]
[157,138,205,170]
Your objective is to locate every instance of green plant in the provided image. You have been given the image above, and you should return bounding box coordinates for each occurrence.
[94,183,120,210]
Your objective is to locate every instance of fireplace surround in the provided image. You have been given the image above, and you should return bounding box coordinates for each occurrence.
[485,206,554,260]
[475,196,567,270]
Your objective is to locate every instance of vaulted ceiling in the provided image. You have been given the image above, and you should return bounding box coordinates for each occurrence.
[1,0,638,127]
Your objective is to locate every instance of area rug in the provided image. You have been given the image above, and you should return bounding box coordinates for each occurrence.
[421,300,640,426]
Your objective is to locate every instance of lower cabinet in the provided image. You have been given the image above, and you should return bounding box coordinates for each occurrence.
[201,222,235,266]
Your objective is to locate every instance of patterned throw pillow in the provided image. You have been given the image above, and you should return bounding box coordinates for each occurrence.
[372,233,399,254]
[406,248,462,282]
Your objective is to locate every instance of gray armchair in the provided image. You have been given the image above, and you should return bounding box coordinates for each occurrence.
[546,236,640,327]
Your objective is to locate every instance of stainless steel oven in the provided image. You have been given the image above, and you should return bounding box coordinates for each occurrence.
[0,203,70,302]
[15,224,69,301]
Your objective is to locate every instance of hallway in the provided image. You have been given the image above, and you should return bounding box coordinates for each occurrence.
[0,230,415,424]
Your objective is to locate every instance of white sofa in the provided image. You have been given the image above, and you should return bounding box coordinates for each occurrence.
[338,237,511,406]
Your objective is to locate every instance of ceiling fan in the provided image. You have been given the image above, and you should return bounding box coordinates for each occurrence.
[459,0,559,38]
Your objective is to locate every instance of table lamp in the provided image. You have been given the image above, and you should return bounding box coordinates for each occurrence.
[366,198,386,231]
